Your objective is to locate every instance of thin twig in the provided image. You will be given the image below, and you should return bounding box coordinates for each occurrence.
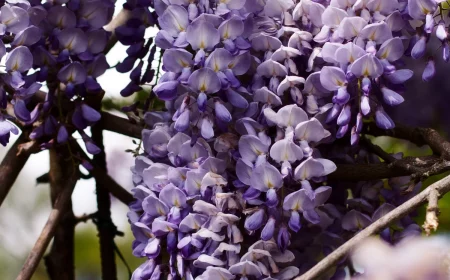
[295,174,450,280]
[423,188,439,235]
[0,134,38,207]
[75,212,97,225]
[16,173,78,280]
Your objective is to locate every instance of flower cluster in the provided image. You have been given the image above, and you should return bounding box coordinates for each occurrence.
[0,0,114,153]
[115,0,158,97]
[124,0,437,279]
[407,0,447,79]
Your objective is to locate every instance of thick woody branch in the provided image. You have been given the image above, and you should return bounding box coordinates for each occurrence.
[364,123,450,159]
[329,162,411,181]
[44,149,78,280]
[329,155,450,182]
[16,171,78,280]
[96,117,450,182]
[330,123,450,181]
[101,112,143,139]
[98,116,450,182]
[295,174,450,280]
[0,134,39,207]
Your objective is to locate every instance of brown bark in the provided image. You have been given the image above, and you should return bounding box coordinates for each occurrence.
[93,104,118,280]
[44,149,77,280]
[101,112,142,139]
[16,173,78,280]
[0,134,38,207]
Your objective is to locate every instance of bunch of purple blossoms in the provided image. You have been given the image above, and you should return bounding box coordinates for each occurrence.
[115,0,158,97]
[302,0,416,144]
[0,0,115,154]
[406,0,448,80]
[124,0,434,279]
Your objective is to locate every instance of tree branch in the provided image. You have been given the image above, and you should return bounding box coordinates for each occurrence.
[329,155,450,181]
[101,112,143,139]
[92,103,117,279]
[75,212,97,225]
[0,134,38,207]
[295,174,450,280]
[329,162,411,181]
[364,123,450,159]
[330,123,450,182]
[423,188,439,235]
[16,169,78,280]
[44,149,78,280]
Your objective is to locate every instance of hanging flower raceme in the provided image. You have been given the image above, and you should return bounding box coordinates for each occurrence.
[0,0,116,153]
[124,0,431,279]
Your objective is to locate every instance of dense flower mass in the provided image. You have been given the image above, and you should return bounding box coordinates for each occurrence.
[0,0,118,153]
[124,0,443,279]
[0,0,448,279]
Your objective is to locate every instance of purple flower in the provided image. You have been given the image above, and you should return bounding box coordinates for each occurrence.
[121,0,435,278]
[57,28,88,55]
[0,118,19,146]
[12,26,41,46]
[6,46,33,72]
[342,209,372,231]
[0,5,29,34]
[422,58,436,81]
[158,5,189,37]
[58,62,87,85]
